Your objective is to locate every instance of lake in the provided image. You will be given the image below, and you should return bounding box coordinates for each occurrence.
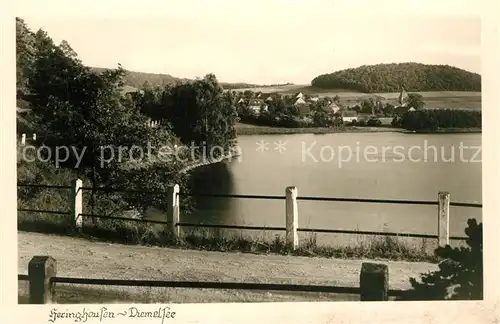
[185,132,482,247]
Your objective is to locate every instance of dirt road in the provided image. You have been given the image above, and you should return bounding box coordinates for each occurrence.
[18,231,437,303]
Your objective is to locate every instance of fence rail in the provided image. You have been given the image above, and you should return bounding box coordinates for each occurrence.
[19,256,405,303]
[18,181,482,248]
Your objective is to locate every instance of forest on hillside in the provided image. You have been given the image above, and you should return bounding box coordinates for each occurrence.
[311,63,481,93]
[91,67,292,90]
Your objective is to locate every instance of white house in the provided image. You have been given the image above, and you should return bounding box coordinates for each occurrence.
[341,110,358,123]
[248,99,267,114]
[265,96,273,102]
[237,98,245,104]
[296,92,305,99]
[309,96,319,102]
[294,97,307,106]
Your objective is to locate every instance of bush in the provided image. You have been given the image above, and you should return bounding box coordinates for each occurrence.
[366,118,382,127]
[399,218,483,300]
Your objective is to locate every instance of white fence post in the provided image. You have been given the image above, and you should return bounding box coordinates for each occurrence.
[32,133,37,141]
[21,133,26,145]
[71,179,83,231]
[438,191,450,247]
[285,186,299,250]
[167,184,180,238]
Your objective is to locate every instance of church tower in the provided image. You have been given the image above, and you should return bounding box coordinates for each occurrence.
[398,87,409,107]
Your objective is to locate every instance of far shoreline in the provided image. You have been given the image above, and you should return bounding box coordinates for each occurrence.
[235,123,482,136]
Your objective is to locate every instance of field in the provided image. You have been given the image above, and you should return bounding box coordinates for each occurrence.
[17,231,437,303]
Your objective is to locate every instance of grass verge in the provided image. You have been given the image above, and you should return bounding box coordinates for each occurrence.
[18,212,439,263]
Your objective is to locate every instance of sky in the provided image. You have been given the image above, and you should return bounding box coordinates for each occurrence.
[16,0,481,85]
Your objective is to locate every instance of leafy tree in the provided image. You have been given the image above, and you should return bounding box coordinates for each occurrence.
[311,102,333,127]
[399,219,482,300]
[351,105,361,114]
[406,93,425,109]
[243,90,254,99]
[382,103,395,117]
[147,74,238,157]
[16,18,37,96]
[22,23,187,214]
[361,99,375,114]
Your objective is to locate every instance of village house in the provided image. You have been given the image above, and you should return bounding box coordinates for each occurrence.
[293,97,310,114]
[248,99,268,114]
[294,97,307,106]
[341,110,358,123]
[295,92,305,99]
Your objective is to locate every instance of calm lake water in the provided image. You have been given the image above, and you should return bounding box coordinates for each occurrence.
[185,132,482,246]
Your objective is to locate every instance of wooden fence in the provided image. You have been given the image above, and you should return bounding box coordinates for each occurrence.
[17,180,482,250]
[18,255,402,304]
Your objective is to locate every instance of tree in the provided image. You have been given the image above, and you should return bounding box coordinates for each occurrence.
[361,99,375,114]
[311,102,333,127]
[400,219,483,300]
[16,18,37,95]
[23,26,187,213]
[351,105,361,114]
[154,74,238,156]
[382,103,395,117]
[406,93,425,109]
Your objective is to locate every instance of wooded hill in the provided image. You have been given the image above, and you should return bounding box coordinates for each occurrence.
[311,63,481,93]
[91,67,293,91]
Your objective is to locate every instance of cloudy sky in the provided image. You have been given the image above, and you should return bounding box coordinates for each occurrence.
[17,0,480,85]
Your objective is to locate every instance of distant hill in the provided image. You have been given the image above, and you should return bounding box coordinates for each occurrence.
[91,67,187,89]
[91,67,292,91]
[311,63,481,93]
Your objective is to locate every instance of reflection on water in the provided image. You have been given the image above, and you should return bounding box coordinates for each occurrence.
[185,161,236,225]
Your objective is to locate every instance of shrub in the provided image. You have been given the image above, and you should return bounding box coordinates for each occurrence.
[399,218,483,300]
[366,118,382,127]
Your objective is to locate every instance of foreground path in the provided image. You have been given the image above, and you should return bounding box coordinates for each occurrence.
[18,231,437,303]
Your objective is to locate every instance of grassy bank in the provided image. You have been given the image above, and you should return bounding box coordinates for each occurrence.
[235,123,482,136]
[412,128,482,134]
[235,123,403,135]
[18,211,439,263]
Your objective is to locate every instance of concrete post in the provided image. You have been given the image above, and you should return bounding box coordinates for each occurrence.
[360,262,389,301]
[32,133,37,140]
[71,179,83,230]
[167,184,180,238]
[285,186,299,250]
[28,256,57,304]
[438,191,450,247]
[21,133,26,145]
